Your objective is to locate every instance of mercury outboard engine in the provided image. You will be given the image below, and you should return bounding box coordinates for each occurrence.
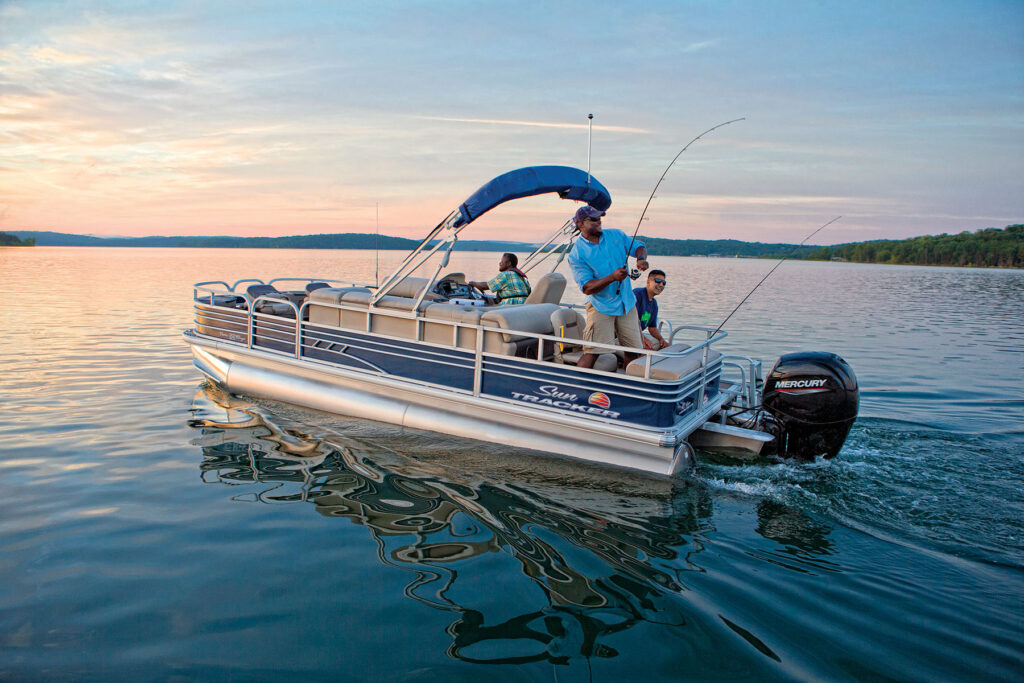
[762,352,859,459]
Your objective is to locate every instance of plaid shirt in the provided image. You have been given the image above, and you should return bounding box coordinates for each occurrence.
[487,270,531,305]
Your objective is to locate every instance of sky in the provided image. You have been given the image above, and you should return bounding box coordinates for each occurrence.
[2,0,1022,245]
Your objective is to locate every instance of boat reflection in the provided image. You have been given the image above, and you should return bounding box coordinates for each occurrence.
[190,385,715,665]
[189,384,839,666]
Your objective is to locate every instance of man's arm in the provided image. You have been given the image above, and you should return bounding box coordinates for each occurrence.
[581,268,629,295]
[634,246,649,272]
[647,325,669,348]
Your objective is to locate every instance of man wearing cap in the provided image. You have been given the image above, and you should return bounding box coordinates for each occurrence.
[567,205,650,369]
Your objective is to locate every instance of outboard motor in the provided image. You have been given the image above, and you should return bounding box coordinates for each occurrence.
[762,352,859,459]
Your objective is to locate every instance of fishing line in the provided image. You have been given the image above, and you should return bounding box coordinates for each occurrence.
[615,118,745,304]
[712,216,842,335]
[624,117,746,271]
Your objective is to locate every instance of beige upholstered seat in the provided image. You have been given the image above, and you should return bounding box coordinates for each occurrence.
[308,287,372,327]
[382,277,444,300]
[524,272,566,305]
[548,308,618,373]
[479,303,560,356]
[625,344,722,380]
[421,303,487,348]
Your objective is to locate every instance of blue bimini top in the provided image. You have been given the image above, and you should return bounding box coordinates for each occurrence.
[453,166,611,228]
[568,228,645,317]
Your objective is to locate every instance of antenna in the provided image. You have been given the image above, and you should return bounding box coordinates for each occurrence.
[375,202,380,288]
[586,113,594,185]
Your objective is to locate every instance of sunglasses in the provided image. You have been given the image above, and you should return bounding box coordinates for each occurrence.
[652,278,666,285]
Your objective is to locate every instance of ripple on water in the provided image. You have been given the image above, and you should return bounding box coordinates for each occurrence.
[699,418,1024,568]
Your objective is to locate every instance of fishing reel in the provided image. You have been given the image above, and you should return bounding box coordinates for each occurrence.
[629,268,641,280]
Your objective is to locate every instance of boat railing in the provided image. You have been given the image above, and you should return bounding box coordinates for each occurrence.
[192,285,731,421]
[719,356,763,411]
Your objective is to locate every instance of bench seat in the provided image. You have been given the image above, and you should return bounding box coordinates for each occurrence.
[625,344,723,381]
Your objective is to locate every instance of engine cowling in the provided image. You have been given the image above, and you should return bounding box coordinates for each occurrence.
[762,352,859,459]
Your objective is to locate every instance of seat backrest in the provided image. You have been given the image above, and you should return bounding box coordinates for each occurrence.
[245,283,279,299]
[550,308,582,340]
[384,277,442,300]
[480,303,560,342]
[549,308,582,363]
[305,281,330,293]
[524,272,566,305]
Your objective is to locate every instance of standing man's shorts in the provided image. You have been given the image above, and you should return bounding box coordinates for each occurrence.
[583,303,643,354]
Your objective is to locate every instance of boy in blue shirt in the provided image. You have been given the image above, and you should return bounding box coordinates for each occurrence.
[567,205,650,369]
[634,269,670,350]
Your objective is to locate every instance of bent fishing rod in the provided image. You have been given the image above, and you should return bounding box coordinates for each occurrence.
[712,215,842,335]
[622,117,746,281]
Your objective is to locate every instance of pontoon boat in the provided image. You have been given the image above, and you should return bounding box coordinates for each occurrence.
[184,166,858,476]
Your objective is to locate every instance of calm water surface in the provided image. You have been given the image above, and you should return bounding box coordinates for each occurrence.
[1,247,1021,680]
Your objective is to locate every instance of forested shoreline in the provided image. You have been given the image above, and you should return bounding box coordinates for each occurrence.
[6,225,1021,268]
[806,225,1022,268]
[0,231,34,246]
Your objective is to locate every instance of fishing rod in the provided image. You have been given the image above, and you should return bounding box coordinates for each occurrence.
[712,215,842,335]
[623,117,746,279]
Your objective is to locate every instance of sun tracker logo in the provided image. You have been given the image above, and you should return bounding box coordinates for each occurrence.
[508,385,621,418]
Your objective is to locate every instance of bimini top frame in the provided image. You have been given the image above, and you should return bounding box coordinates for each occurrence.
[373,166,611,304]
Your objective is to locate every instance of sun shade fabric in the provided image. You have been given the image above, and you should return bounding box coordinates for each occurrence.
[453,166,612,228]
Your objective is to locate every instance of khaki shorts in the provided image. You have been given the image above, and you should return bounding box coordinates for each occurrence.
[583,303,643,354]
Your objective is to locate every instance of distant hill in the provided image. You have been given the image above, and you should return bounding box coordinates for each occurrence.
[639,236,820,259]
[6,231,531,252]
[7,225,1021,267]
[6,229,823,258]
[0,231,35,246]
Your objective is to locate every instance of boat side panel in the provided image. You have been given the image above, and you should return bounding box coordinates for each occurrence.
[192,304,721,430]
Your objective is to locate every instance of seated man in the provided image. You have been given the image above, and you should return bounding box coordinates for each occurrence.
[635,269,670,350]
[469,253,532,305]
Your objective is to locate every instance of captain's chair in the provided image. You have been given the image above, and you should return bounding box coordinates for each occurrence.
[524,272,566,305]
[549,308,618,373]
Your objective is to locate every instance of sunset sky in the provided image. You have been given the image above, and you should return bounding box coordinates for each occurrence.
[2,1,1022,244]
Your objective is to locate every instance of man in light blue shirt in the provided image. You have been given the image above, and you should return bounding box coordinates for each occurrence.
[567,205,650,369]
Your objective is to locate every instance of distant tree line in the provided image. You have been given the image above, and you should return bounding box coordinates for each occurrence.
[641,236,817,259]
[805,225,1022,268]
[0,231,34,246]
[7,225,1021,267]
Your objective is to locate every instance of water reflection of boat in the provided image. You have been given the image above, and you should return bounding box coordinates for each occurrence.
[185,166,860,476]
[191,386,712,664]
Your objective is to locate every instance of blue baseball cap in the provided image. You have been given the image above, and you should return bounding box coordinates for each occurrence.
[574,205,606,222]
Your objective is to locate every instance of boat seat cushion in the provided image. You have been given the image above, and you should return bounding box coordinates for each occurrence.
[339,290,432,313]
[309,286,372,305]
[524,272,567,305]
[423,303,488,325]
[480,303,560,342]
[308,286,371,326]
[383,277,443,300]
[625,345,723,381]
[549,308,617,371]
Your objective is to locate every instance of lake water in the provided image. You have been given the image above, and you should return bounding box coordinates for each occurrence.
[1,247,1022,680]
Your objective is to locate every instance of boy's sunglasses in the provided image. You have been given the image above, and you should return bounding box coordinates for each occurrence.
[652,278,667,285]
